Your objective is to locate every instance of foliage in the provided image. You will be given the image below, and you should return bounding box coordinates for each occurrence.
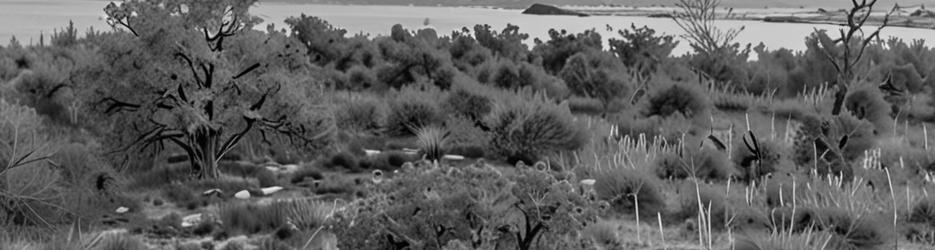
[219,201,287,236]
[484,90,587,162]
[443,86,493,122]
[333,94,385,134]
[414,126,450,160]
[655,147,734,181]
[470,24,529,62]
[90,0,334,179]
[593,168,666,217]
[559,50,631,110]
[385,85,445,136]
[639,79,710,119]
[332,164,602,250]
[532,29,603,74]
[844,83,893,133]
[0,100,62,226]
[608,24,678,77]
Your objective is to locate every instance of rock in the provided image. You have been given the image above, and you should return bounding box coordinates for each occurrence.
[280,164,299,173]
[265,166,280,172]
[522,3,588,17]
[364,149,381,156]
[181,213,202,228]
[234,190,251,199]
[580,179,596,186]
[202,188,223,197]
[115,207,129,214]
[442,154,465,161]
[261,186,284,195]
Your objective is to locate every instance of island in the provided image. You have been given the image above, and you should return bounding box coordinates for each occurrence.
[522,3,589,17]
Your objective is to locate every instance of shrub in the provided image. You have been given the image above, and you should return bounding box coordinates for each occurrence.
[96,233,148,250]
[327,152,359,171]
[676,183,731,229]
[333,95,384,134]
[532,29,603,74]
[732,135,784,182]
[485,91,587,161]
[277,198,333,231]
[580,221,621,248]
[443,87,492,122]
[818,207,890,250]
[608,24,678,76]
[0,100,63,226]
[290,165,324,184]
[161,183,201,209]
[359,151,415,171]
[655,148,734,181]
[219,202,286,236]
[593,168,666,217]
[909,197,935,227]
[414,126,450,160]
[559,50,631,110]
[343,65,380,90]
[844,84,893,133]
[384,86,444,136]
[640,79,710,119]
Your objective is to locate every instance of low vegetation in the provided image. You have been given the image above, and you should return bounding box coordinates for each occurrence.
[0,0,934,249]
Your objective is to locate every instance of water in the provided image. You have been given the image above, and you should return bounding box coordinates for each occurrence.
[1,1,933,55]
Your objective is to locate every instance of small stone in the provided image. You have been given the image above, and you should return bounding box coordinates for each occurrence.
[260,186,283,195]
[203,188,223,197]
[580,179,596,186]
[364,149,381,156]
[234,190,251,199]
[115,207,129,214]
[280,164,299,173]
[442,154,465,161]
[181,213,202,228]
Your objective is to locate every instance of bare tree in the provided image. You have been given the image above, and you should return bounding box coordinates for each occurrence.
[818,0,896,115]
[672,0,744,54]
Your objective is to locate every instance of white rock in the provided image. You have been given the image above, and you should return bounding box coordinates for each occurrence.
[181,213,202,228]
[280,164,299,173]
[442,154,465,161]
[203,188,223,197]
[260,186,284,195]
[234,190,251,199]
[115,207,129,214]
[265,166,280,172]
[580,179,597,186]
[364,149,381,156]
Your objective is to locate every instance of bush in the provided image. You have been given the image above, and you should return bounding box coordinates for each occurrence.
[219,202,286,236]
[818,207,890,250]
[276,198,333,231]
[485,91,587,161]
[333,95,384,134]
[844,84,893,133]
[655,147,734,181]
[326,152,360,171]
[443,87,492,122]
[640,79,710,119]
[414,126,450,160]
[343,65,380,90]
[732,135,784,182]
[161,183,202,209]
[909,197,935,227]
[384,86,444,136]
[580,221,621,248]
[290,165,324,184]
[559,50,631,109]
[676,183,731,229]
[96,233,148,250]
[593,168,666,217]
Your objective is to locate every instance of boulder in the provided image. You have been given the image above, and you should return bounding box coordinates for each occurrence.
[234,190,251,199]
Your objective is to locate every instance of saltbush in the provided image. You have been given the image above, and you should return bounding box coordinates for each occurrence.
[384,86,445,136]
[640,79,710,119]
[593,168,666,217]
[485,91,587,162]
[655,147,734,181]
[333,94,384,134]
[844,83,893,133]
[443,87,492,122]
